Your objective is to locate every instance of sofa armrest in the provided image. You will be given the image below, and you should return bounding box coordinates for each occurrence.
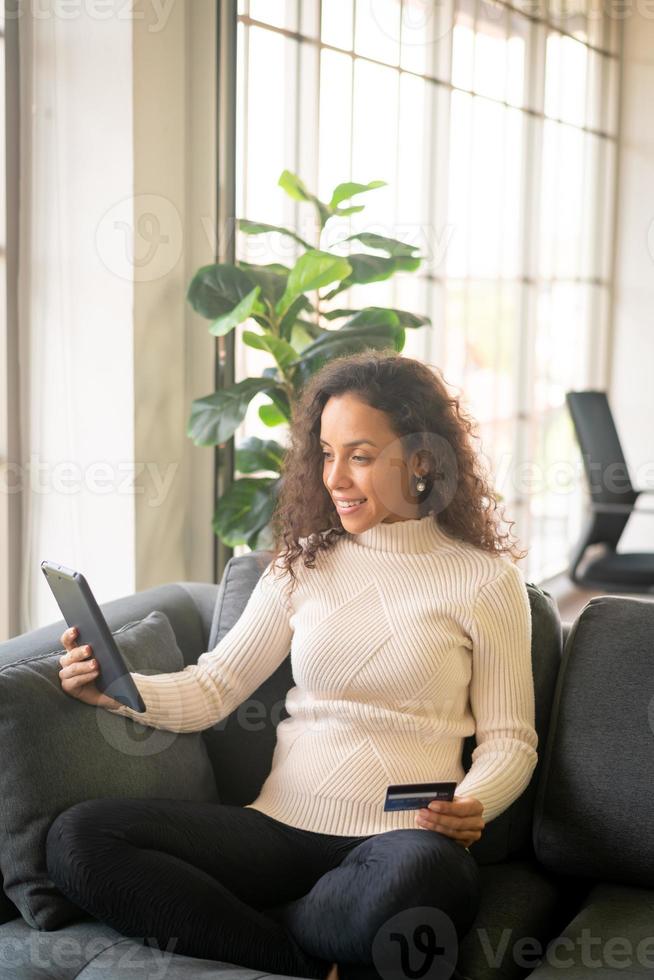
[0,581,220,671]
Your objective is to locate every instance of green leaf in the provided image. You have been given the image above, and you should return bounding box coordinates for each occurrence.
[278,169,331,228]
[323,307,430,329]
[235,436,285,474]
[292,323,397,360]
[278,169,313,203]
[240,261,290,276]
[242,331,299,371]
[347,253,421,283]
[389,309,431,329]
[341,308,400,330]
[213,476,279,548]
[287,322,403,389]
[322,308,361,321]
[266,386,292,421]
[247,521,275,552]
[187,264,256,320]
[342,232,420,257]
[237,262,289,306]
[279,294,313,341]
[208,286,261,337]
[290,321,321,351]
[259,403,287,427]
[295,317,325,338]
[331,204,366,217]
[187,377,280,446]
[329,180,386,209]
[241,330,266,351]
[277,172,387,230]
[238,219,313,251]
[277,250,352,315]
[323,253,421,300]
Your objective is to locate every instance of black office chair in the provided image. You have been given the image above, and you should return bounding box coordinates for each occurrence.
[566,390,654,593]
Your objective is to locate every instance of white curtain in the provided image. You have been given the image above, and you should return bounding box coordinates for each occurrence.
[17,2,135,631]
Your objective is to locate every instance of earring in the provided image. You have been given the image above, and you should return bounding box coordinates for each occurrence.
[415,475,426,493]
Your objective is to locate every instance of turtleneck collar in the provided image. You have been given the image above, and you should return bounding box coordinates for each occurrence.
[347,510,454,554]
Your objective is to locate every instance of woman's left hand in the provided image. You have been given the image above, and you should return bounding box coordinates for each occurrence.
[415,795,484,848]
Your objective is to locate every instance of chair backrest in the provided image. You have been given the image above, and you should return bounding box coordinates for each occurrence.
[566,390,637,551]
[203,551,563,866]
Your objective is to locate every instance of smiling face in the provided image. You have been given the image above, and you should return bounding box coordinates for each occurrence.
[320,392,426,528]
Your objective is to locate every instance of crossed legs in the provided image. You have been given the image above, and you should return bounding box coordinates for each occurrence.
[46,797,480,978]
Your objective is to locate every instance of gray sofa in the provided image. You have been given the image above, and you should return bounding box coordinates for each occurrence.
[1,550,653,980]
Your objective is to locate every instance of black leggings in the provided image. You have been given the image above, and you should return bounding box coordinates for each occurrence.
[45,798,481,979]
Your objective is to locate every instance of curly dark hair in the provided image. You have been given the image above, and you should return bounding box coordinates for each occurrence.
[269,348,526,593]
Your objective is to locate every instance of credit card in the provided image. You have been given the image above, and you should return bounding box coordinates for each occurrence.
[383,781,457,812]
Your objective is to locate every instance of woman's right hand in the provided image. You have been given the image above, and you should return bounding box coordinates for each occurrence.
[58,627,123,710]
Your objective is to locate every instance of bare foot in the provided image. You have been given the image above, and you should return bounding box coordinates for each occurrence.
[325,963,339,980]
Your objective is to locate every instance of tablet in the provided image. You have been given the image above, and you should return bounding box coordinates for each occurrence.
[41,561,147,713]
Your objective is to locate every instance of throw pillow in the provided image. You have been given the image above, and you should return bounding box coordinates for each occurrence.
[0,611,219,930]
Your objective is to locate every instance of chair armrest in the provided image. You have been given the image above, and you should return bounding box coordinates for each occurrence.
[590,502,654,515]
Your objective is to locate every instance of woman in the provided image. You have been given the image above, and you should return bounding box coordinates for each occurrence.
[47,350,538,980]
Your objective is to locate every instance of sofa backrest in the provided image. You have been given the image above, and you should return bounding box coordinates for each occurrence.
[533,594,654,887]
[466,581,562,864]
[202,552,563,866]
[202,551,290,806]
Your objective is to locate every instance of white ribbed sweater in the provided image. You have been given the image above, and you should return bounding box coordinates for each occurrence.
[107,514,538,836]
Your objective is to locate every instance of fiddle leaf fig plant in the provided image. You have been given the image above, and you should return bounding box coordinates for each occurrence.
[186,170,431,552]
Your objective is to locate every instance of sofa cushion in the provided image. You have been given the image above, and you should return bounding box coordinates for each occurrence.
[0,917,128,980]
[0,611,219,931]
[0,582,218,931]
[533,595,654,887]
[457,859,590,980]
[0,916,270,980]
[525,881,654,978]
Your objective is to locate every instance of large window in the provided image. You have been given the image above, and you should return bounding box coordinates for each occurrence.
[233,0,620,581]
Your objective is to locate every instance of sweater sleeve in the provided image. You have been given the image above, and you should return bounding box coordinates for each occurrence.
[103,560,293,733]
[454,561,538,823]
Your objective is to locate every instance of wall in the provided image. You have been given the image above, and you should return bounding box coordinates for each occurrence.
[610,5,654,550]
[132,0,217,593]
